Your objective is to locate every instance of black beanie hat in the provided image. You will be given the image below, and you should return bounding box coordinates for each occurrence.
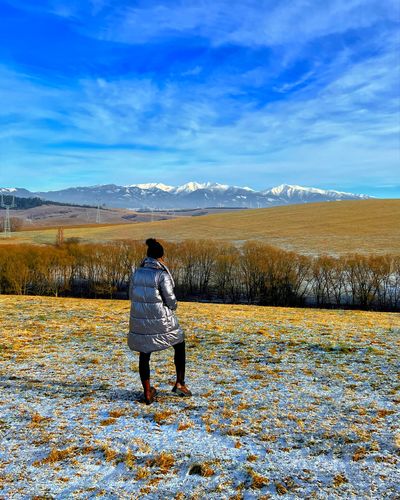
[146,238,164,259]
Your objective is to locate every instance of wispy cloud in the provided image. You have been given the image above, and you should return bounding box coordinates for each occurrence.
[66,0,399,48]
[0,0,399,194]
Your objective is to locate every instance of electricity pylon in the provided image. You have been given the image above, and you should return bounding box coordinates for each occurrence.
[1,194,16,237]
[96,200,101,224]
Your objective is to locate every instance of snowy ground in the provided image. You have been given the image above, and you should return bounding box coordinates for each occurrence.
[0,296,399,498]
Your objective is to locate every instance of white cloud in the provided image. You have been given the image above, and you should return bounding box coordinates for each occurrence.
[7,0,400,50]
[77,0,400,49]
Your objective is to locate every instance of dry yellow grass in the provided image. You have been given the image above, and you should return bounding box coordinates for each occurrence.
[2,199,399,255]
[146,451,175,472]
[34,446,79,466]
[247,467,270,489]
[152,409,174,424]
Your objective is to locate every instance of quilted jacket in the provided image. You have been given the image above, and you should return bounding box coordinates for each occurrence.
[128,257,183,353]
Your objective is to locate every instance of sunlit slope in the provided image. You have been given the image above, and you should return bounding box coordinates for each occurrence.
[4,199,400,255]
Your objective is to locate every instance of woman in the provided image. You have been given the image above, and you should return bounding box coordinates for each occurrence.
[128,238,192,404]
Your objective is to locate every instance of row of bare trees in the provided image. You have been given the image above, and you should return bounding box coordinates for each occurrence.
[0,240,398,310]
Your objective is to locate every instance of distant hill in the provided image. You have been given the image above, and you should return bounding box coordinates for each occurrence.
[0,182,371,209]
[0,195,95,210]
[4,199,399,256]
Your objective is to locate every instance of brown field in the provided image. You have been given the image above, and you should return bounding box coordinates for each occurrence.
[5,205,244,229]
[8,205,176,228]
[1,199,399,255]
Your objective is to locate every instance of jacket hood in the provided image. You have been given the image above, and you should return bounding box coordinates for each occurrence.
[141,257,164,270]
[141,257,175,286]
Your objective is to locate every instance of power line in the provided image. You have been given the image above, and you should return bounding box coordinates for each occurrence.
[1,194,16,238]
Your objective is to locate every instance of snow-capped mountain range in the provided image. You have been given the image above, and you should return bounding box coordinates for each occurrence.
[0,183,371,209]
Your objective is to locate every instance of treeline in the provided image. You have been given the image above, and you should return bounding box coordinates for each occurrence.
[0,240,399,311]
[0,195,96,210]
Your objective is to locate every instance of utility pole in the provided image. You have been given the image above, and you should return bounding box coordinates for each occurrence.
[1,194,16,237]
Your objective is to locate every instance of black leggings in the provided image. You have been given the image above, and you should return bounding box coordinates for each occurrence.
[139,341,186,384]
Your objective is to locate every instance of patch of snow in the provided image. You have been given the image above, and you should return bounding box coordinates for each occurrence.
[126,183,175,192]
[174,182,232,193]
[263,184,369,200]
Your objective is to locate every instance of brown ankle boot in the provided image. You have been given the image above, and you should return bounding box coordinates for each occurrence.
[144,386,157,405]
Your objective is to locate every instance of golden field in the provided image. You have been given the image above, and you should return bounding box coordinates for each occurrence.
[2,199,400,255]
[0,295,399,497]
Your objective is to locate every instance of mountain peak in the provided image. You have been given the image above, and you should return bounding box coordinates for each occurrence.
[174,182,206,193]
[175,181,238,193]
[126,183,175,192]
[263,184,370,200]
[266,184,327,196]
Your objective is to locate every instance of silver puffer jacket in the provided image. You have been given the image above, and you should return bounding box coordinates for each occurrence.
[128,257,184,353]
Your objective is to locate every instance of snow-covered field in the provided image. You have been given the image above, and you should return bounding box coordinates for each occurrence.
[0,296,399,498]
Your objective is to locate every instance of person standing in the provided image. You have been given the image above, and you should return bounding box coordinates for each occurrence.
[128,238,192,404]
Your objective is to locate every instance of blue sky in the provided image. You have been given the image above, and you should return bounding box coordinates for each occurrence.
[0,0,399,196]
